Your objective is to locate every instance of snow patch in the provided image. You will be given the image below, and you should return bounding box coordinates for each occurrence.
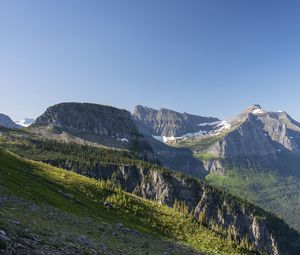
[198,121,221,127]
[15,118,35,127]
[153,131,207,143]
[162,136,176,143]
[215,121,231,132]
[152,135,176,143]
[152,120,232,144]
[181,130,207,138]
[252,109,265,115]
[117,138,129,142]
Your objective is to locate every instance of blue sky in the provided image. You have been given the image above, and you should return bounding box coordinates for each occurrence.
[0,0,300,121]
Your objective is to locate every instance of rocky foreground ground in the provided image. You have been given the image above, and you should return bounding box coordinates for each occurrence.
[0,193,200,255]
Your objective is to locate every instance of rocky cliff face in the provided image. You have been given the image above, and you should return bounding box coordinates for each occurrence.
[207,114,277,157]
[133,105,220,138]
[34,103,139,138]
[32,103,147,149]
[44,158,300,255]
[30,103,207,173]
[177,104,300,158]
[0,114,20,129]
[205,105,300,158]
[112,167,299,255]
[132,106,220,175]
[178,105,300,177]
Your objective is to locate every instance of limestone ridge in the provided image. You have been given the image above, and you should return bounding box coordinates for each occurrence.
[206,104,300,157]
[0,114,21,129]
[133,105,220,137]
[31,102,150,150]
[30,103,300,170]
[34,102,139,138]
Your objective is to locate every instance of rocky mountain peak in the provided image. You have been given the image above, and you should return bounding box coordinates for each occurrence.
[133,105,219,137]
[236,104,265,121]
[133,105,157,121]
[0,114,21,129]
[32,102,142,147]
[244,104,262,111]
[201,105,300,157]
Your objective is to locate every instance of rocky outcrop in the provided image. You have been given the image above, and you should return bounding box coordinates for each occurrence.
[34,102,140,139]
[202,159,224,175]
[45,158,300,255]
[134,104,300,174]
[201,105,300,157]
[31,103,154,150]
[133,105,219,137]
[0,114,20,129]
[111,166,300,255]
[207,116,277,157]
[0,194,199,255]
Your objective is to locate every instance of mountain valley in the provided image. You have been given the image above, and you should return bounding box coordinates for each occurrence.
[1,102,300,255]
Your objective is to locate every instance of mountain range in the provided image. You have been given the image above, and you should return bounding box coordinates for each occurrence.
[1,102,300,255]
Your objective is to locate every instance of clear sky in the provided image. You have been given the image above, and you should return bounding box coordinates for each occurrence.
[0,0,300,121]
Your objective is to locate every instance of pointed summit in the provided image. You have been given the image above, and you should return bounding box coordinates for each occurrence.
[0,113,21,129]
[237,104,265,120]
[252,104,261,109]
[243,104,262,113]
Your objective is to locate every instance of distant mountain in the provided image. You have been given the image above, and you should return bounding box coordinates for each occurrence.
[132,105,223,176]
[175,104,300,157]
[34,102,138,137]
[133,105,220,142]
[22,102,300,232]
[15,118,35,127]
[31,102,152,153]
[209,104,300,157]
[0,113,21,129]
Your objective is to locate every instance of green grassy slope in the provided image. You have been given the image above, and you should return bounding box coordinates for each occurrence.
[206,168,300,232]
[0,127,161,171]
[0,148,253,255]
[175,134,224,152]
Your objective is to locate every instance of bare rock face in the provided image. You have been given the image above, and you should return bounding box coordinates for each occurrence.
[34,102,140,139]
[133,105,219,137]
[206,105,300,157]
[0,114,20,129]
